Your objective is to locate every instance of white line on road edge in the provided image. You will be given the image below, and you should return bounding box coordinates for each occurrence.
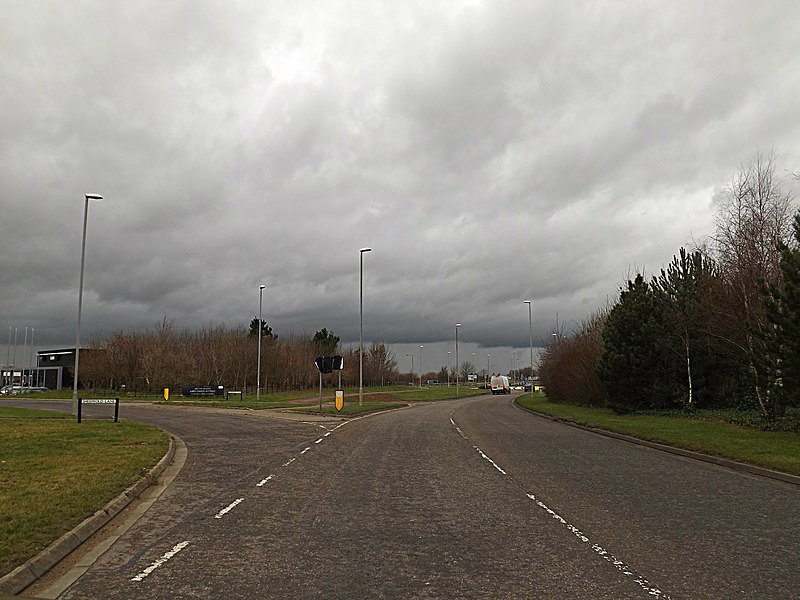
[256,475,273,487]
[283,458,296,467]
[525,493,668,598]
[130,541,190,582]
[214,498,244,519]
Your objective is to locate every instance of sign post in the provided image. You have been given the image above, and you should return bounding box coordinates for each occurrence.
[335,390,344,411]
[314,355,344,414]
[77,397,120,423]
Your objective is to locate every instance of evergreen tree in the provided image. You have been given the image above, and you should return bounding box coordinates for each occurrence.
[248,318,275,339]
[759,212,800,417]
[652,248,718,409]
[597,274,673,412]
[312,328,340,355]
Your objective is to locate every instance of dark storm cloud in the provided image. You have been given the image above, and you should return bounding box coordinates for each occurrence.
[2,0,799,369]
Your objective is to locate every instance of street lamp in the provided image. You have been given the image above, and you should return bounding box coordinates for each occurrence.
[486,354,490,385]
[72,193,103,414]
[359,247,372,405]
[455,323,461,397]
[419,345,423,387]
[447,351,451,386]
[406,354,414,385]
[257,284,266,403]
[524,300,533,398]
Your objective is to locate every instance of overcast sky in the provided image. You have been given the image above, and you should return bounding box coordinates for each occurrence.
[2,1,799,373]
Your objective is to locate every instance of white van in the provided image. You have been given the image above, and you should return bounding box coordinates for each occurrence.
[490,375,511,395]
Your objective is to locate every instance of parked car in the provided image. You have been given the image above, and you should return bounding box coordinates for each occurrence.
[0,385,48,395]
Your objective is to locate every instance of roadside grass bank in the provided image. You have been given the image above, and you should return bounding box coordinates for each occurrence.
[0,407,169,576]
[516,395,800,476]
[16,385,489,410]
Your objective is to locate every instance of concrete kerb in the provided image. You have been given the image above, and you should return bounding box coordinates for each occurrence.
[0,435,177,596]
[514,401,800,487]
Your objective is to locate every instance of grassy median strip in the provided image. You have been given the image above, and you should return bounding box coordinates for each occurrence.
[0,407,169,576]
[516,395,800,476]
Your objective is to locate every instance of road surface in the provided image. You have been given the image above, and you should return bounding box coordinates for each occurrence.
[5,396,799,598]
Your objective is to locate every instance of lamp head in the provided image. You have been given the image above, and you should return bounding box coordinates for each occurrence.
[259,284,266,290]
[524,300,531,304]
[360,247,372,253]
[85,193,103,201]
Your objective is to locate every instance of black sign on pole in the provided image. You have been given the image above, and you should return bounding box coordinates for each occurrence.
[314,356,345,413]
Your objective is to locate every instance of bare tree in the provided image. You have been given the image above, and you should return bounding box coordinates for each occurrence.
[708,149,795,416]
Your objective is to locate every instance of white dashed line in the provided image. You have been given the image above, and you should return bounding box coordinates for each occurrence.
[301,447,311,454]
[526,493,668,598]
[283,458,296,467]
[450,414,668,598]
[131,541,190,582]
[256,475,273,487]
[315,438,324,444]
[324,432,332,437]
[214,498,244,519]
[475,446,507,475]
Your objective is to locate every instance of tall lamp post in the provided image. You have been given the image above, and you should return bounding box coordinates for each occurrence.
[406,354,414,385]
[524,300,533,397]
[72,193,103,415]
[419,345,423,387]
[447,351,451,386]
[486,354,490,385]
[359,247,372,405]
[455,323,461,397]
[257,284,266,402]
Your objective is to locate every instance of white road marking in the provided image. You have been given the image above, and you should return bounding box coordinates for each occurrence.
[526,493,668,598]
[130,541,190,582]
[475,446,507,475]
[324,432,332,437]
[283,458,296,467]
[256,475,273,487]
[315,437,324,444]
[451,414,668,598]
[214,498,244,519]
[301,447,311,454]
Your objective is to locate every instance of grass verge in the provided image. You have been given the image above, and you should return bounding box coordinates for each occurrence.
[0,407,169,576]
[515,395,800,476]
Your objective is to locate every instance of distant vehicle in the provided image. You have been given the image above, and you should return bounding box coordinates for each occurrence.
[0,385,48,395]
[490,375,511,395]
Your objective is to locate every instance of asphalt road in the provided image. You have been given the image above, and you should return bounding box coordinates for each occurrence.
[6,396,800,598]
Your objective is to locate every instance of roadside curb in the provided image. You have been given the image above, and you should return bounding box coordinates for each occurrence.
[0,436,177,595]
[515,402,800,488]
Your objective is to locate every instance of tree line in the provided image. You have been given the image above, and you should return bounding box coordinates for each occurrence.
[78,318,399,394]
[540,150,800,424]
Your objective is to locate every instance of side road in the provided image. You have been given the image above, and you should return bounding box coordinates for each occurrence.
[0,399,347,597]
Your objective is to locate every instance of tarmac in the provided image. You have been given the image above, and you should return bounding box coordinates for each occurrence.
[1,401,798,598]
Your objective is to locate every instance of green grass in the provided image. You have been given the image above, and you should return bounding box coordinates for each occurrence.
[516,395,800,476]
[0,407,169,576]
[149,385,490,410]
